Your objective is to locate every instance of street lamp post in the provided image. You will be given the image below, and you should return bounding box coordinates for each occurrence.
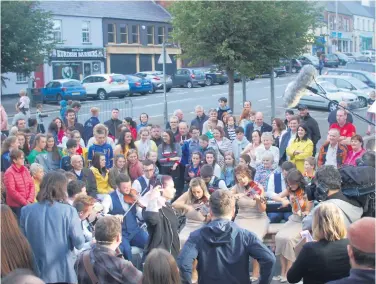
[162,41,168,125]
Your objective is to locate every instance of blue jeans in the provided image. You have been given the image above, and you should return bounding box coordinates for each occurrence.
[268,212,292,223]
[120,229,148,261]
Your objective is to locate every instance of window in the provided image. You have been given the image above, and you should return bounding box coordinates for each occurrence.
[82,21,90,43]
[336,79,353,90]
[362,19,365,31]
[344,19,349,32]
[147,26,154,45]
[16,73,27,83]
[368,20,371,32]
[131,25,139,44]
[108,24,116,43]
[352,73,368,84]
[120,24,128,43]
[357,18,360,30]
[52,20,62,42]
[157,26,165,45]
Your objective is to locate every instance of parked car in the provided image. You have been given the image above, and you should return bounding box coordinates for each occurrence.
[280,58,303,73]
[134,71,172,93]
[124,75,153,95]
[293,80,358,111]
[297,55,320,69]
[345,62,376,73]
[333,53,349,66]
[82,74,130,100]
[344,52,369,62]
[258,65,287,78]
[233,71,242,82]
[317,75,374,107]
[172,68,206,88]
[323,54,340,68]
[361,50,375,62]
[41,79,87,102]
[199,67,228,86]
[325,69,375,88]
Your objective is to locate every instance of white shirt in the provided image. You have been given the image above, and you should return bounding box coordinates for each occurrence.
[255,144,280,169]
[61,136,86,148]
[213,163,222,179]
[209,176,228,190]
[132,175,150,194]
[267,173,286,199]
[102,189,143,220]
[325,143,338,167]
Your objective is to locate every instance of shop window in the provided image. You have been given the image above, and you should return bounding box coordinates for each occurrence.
[108,24,116,43]
[16,73,27,83]
[53,19,62,43]
[131,25,139,44]
[147,26,154,45]
[362,19,365,31]
[157,26,165,45]
[120,24,128,43]
[82,21,90,43]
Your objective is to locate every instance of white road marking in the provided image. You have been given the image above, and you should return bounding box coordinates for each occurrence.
[276,96,283,99]
[258,98,269,102]
[194,89,205,92]
[134,98,148,101]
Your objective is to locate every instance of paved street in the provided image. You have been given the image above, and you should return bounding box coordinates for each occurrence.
[5,73,370,150]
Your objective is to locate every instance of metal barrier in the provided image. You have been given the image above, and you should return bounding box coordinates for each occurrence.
[77,99,133,124]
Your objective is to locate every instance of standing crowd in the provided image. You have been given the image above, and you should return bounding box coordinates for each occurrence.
[0,92,375,284]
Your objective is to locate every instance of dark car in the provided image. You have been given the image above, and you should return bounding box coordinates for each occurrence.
[323,54,340,68]
[297,55,320,69]
[200,67,228,86]
[259,65,286,78]
[172,68,206,88]
[333,53,349,66]
[280,59,303,73]
[325,69,375,88]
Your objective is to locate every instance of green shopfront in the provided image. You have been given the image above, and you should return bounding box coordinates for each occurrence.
[49,48,106,81]
[360,35,373,51]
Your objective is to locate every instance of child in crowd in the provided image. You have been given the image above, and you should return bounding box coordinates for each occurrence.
[146,150,159,175]
[221,152,235,187]
[217,97,232,121]
[83,107,100,144]
[204,150,221,178]
[36,104,48,134]
[88,124,114,169]
[366,91,375,135]
[184,151,202,187]
[249,111,256,124]
[126,149,143,182]
[303,156,316,185]
[18,89,30,118]
[60,100,68,120]
[60,139,79,171]
[224,115,237,141]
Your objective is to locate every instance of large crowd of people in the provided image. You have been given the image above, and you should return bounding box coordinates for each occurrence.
[0,93,375,284]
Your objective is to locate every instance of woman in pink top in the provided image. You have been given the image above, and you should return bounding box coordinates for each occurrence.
[344,135,366,166]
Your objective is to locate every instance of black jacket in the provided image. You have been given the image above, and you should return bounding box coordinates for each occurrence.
[71,168,97,198]
[300,114,321,145]
[287,239,350,284]
[190,114,209,133]
[142,203,180,259]
[104,119,122,138]
[245,122,272,142]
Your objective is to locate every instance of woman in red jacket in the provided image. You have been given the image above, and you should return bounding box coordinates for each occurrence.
[4,149,35,218]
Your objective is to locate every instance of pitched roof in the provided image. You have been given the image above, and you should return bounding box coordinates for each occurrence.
[326,1,353,15]
[37,1,171,23]
[341,1,373,17]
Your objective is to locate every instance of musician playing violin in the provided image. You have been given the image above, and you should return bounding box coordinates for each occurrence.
[102,173,148,261]
[231,165,269,283]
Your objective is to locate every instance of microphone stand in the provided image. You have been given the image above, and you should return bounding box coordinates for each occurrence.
[307,79,376,127]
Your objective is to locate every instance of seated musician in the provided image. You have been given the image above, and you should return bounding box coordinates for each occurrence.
[199,164,227,193]
[102,173,148,261]
[266,161,295,223]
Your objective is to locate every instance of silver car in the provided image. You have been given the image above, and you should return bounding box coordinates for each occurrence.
[298,80,359,111]
[317,75,375,108]
[135,71,172,93]
[344,52,369,62]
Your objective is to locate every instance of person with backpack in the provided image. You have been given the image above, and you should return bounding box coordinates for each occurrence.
[302,165,363,231]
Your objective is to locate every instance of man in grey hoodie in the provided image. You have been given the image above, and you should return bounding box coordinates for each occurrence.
[302,165,363,231]
[231,127,250,161]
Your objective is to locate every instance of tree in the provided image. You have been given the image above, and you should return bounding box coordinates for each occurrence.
[1,1,56,86]
[169,1,322,111]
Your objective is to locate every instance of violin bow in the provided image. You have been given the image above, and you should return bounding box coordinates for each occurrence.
[122,185,152,218]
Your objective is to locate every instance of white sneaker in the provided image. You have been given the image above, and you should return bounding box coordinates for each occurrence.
[273,275,282,281]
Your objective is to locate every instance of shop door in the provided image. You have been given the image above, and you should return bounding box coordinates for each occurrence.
[83,63,92,79]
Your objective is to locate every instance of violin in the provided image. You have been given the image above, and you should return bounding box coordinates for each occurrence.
[245,181,266,203]
[123,189,142,206]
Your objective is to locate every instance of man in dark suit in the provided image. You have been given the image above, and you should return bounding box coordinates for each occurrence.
[245,112,272,141]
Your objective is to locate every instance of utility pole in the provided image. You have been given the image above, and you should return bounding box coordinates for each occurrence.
[270,66,275,121]
[163,41,168,126]
[335,0,338,52]
[242,75,246,105]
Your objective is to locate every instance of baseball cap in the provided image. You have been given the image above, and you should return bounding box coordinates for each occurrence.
[297,104,308,110]
[218,97,227,103]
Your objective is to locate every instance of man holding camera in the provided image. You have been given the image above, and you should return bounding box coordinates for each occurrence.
[302,165,363,231]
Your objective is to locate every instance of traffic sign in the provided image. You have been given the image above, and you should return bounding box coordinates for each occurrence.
[158,52,172,64]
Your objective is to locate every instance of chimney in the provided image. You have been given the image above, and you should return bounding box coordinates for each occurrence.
[155,0,173,9]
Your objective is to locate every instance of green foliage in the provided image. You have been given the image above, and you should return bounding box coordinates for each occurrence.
[1,1,56,85]
[170,1,322,109]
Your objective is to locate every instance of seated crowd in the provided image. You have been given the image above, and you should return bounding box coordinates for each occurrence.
[0,98,375,284]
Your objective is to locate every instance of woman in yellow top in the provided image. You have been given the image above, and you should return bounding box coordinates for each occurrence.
[134,128,158,161]
[114,129,137,157]
[29,163,44,202]
[90,152,113,200]
[286,124,313,173]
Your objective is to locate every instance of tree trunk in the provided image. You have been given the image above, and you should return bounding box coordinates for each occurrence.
[227,69,235,112]
[270,66,275,122]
